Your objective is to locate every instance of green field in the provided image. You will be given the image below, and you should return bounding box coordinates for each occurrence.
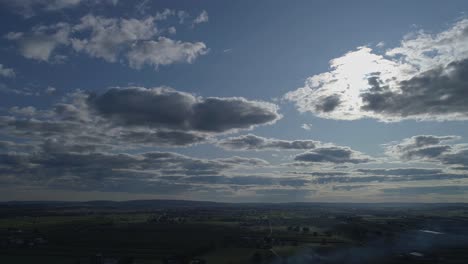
[0,210,348,263]
[2,202,468,263]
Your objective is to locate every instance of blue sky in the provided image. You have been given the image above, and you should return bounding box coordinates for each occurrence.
[1,0,468,202]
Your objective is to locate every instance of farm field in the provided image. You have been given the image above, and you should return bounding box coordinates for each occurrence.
[1,201,468,263]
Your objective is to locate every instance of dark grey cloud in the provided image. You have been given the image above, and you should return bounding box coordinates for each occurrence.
[0,153,29,167]
[410,135,456,148]
[289,166,468,185]
[441,149,468,167]
[1,87,280,150]
[89,87,281,133]
[287,171,348,177]
[0,143,276,193]
[405,145,452,159]
[0,140,36,153]
[313,174,468,184]
[0,117,80,138]
[54,102,91,122]
[356,168,443,176]
[294,146,371,164]
[382,185,468,195]
[216,156,269,167]
[88,87,197,127]
[190,98,280,132]
[0,115,117,153]
[118,130,206,147]
[217,134,317,151]
[40,138,113,153]
[385,135,468,171]
[313,176,383,184]
[0,84,282,197]
[386,135,458,160]
[333,165,349,169]
[278,178,310,187]
[315,94,341,113]
[332,185,370,191]
[361,59,468,120]
[227,176,275,186]
[254,189,315,200]
[176,175,308,187]
[453,166,468,171]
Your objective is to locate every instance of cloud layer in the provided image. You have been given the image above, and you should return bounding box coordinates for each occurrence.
[0,87,281,153]
[1,4,468,202]
[0,84,284,196]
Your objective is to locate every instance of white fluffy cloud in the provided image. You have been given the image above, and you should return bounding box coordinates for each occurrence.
[301,123,312,130]
[285,19,468,122]
[126,37,207,69]
[70,14,157,62]
[0,64,15,78]
[193,10,208,25]
[5,23,71,62]
[5,13,208,68]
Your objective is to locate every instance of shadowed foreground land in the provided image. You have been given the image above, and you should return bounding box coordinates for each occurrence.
[1,200,468,264]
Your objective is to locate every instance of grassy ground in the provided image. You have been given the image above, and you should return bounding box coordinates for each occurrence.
[0,212,348,263]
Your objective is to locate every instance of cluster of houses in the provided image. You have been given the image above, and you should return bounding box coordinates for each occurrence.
[239,236,296,249]
[147,213,187,224]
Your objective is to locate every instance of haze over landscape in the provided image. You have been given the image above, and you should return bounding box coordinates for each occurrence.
[1,0,468,203]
